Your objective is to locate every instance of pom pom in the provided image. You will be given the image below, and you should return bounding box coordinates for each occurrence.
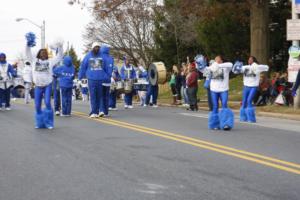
[195,54,207,70]
[25,32,36,47]
[232,61,243,74]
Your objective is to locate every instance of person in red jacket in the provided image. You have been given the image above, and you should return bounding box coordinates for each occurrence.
[186,62,199,111]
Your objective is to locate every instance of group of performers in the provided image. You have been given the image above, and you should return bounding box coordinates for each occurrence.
[196,55,269,131]
[1,31,273,131]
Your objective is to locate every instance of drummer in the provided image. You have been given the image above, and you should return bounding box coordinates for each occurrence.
[146,69,159,108]
[136,65,148,106]
[0,53,17,110]
[109,66,121,110]
[120,58,136,109]
[80,79,89,102]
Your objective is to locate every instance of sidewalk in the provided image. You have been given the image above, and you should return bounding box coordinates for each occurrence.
[157,102,300,121]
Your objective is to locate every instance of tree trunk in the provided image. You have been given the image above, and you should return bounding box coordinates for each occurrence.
[250,0,269,64]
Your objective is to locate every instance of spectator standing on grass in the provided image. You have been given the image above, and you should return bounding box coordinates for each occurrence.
[180,63,189,107]
[186,62,199,111]
[169,65,178,105]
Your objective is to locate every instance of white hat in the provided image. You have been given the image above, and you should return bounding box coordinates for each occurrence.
[91,42,100,49]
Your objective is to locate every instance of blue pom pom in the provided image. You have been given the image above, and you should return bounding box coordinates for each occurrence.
[25,32,36,47]
[232,61,243,74]
[208,112,220,130]
[195,54,207,70]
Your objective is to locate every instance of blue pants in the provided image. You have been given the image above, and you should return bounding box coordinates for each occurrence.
[242,86,257,109]
[209,91,234,130]
[211,91,228,114]
[124,92,133,106]
[100,86,110,115]
[146,85,158,105]
[60,87,72,115]
[0,88,11,108]
[53,78,60,112]
[34,84,53,128]
[88,80,103,115]
[109,90,117,108]
[240,86,258,123]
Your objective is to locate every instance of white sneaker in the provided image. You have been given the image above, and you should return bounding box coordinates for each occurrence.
[89,114,97,118]
[112,108,118,111]
[109,107,113,111]
[99,112,105,117]
[153,104,158,108]
[128,105,133,109]
[47,126,54,130]
[124,105,129,109]
[5,107,11,111]
[12,98,17,101]
[55,111,60,116]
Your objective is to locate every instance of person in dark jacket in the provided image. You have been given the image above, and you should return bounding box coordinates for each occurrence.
[186,62,199,111]
[53,56,75,116]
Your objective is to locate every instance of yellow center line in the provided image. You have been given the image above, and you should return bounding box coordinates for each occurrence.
[72,111,300,175]
[86,112,300,170]
[14,101,300,175]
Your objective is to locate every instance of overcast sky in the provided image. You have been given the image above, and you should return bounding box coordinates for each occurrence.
[0,0,91,62]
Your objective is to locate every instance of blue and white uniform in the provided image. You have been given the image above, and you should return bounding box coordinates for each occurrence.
[100,45,114,116]
[78,43,109,117]
[120,63,136,108]
[22,61,33,104]
[137,66,149,106]
[237,63,269,123]
[53,56,75,116]
[204,62,234,130]
[109,66,121,110]
[26,44,64,129]
[0,53,17,110]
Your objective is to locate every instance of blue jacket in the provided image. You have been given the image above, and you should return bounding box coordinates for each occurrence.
[0,53,17,79]
[78,50,108,81]
[100,46,114,84]
[53,56,75,88]
[120,64,136,80]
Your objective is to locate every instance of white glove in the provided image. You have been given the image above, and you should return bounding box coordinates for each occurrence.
[138,66,146,72]
[210,62,219,73]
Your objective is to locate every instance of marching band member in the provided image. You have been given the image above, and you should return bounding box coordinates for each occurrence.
[0,53,17,110]
[136,65,148,107]
[78,42,109,118]
[109,66,121,110]
[145,66,159,107]
[232,56,269,123]
[80,79,89,102]
[25,36,64,129]
[22,61,33,104]
[120,58,136,109]
[100,44,114,117]
[204,55,234,131]
[53,64,61,115]
[53,56,75,116]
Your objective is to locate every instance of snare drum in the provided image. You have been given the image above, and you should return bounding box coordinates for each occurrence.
[116,81,124,91]
[133,83,149,91]
[110,82,117,92]
[13,77,24,88]
[124,80,133,94]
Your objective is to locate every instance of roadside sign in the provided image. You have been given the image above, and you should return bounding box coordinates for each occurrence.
[287,19,300,40]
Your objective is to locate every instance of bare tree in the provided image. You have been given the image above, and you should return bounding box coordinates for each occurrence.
[79,0,158,67]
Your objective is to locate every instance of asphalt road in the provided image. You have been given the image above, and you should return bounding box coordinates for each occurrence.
[0,100,300,200]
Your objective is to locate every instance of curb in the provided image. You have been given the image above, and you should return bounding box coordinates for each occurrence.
[157,103,300,121]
